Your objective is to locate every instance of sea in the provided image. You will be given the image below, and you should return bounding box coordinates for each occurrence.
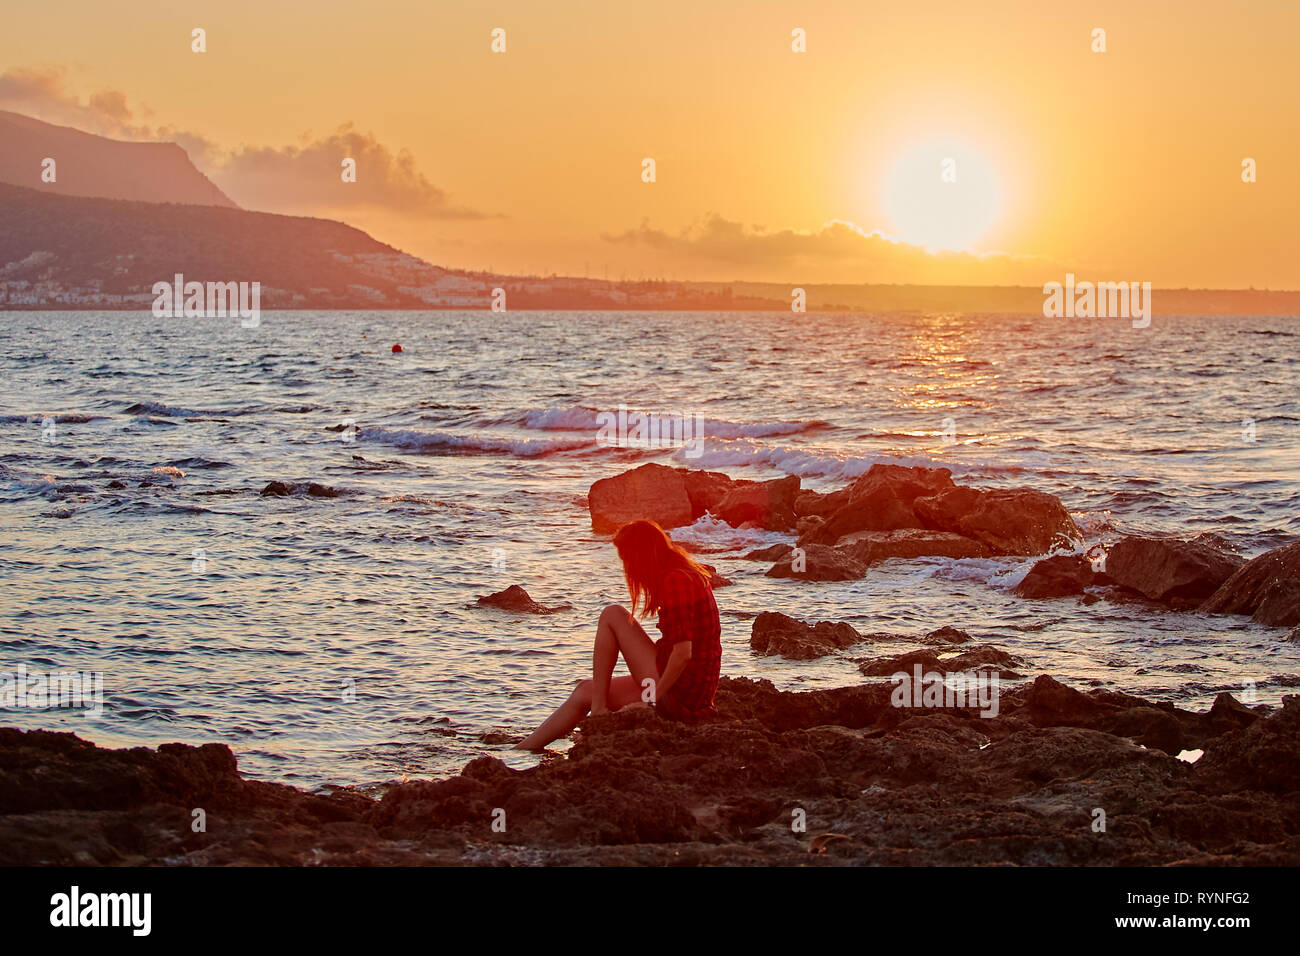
[1,309,1297,790]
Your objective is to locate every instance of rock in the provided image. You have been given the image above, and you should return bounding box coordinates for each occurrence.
[681,469,735,519]
[1013,554,1099,599]
[1105,534,1243,605]
[4,674,1300,866]
[742,544,793,562]
[859,644,1024,678]
[913,486,1081,556]
[1201,539,1300,627]
[839,528,992,566]
[260,480,343,498]
[800,465,954,545]
[475,585,571,615]
[1287,625,1300,643]
[590,466,800,534]
[1207,693,1260,735]
[765,544,866,581]
[794,516,824,537]
[1195,696,1300,794]
[714,476,801,532]
[793,488,846,518]
[1255,580,1300,627]
[105,479,126,490]
[700,564,733,589]
[924,626,972,645]
[750,611,863,659]
[588,463,694,533]
[1005,674,1113,727]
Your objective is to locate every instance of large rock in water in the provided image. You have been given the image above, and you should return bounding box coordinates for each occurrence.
[838,528,991,566]
[766,544,866,581]
[1105,534,1243,605]
[681,469,735,518]
[750,611,863,659]
[714,475,801,531]
[1201,539,1300,627]
[588,465,801,533]
[799,465,954,545]
[588,463,694,533]
[1013,554,1102,599]
[913,486,1080,556]
[476,585,571,615]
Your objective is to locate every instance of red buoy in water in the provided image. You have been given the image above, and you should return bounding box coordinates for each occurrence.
[392,343,403,353]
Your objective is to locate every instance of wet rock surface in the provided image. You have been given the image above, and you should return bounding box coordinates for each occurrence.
[1014,554,1105,599]
[589,464,1081,565]
[1202,539,1300,627]
[765,543,867,581]
[260,480,346,498]
[749,611,864,660]
[839,528,992,566]
[3,675,1296,866]
[1106,533,1244,606]
[475,585,572,615]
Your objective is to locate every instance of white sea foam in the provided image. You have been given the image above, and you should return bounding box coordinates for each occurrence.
[514,404,826,439]
[667,512,794,553]
[358,426,590,457]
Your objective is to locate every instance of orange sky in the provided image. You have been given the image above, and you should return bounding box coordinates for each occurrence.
[2,0,1297,287]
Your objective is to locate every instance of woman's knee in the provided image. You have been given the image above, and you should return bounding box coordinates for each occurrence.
[570,678,593,701]
[599,603,629,625]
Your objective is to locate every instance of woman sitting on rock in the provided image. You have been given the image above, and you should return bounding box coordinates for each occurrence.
[516,519,722,751]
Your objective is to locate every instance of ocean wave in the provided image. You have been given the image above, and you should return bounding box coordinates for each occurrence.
[123,401,256,418]
[0,413,106,424]
[670,438,1036,483]
[667,513,793,554]
[491,404,829,440]
[358,426,592,458]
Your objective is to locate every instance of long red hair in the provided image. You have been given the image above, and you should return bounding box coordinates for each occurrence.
[612,519,712,618]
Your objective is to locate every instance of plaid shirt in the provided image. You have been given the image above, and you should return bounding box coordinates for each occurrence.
[653,569,722,721]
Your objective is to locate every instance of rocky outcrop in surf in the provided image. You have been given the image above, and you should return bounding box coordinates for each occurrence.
[260,480,348,498]
[749,611,865,659]
[1104,533,1244,607]
[588,463,1082,578]
[476,585,572,615]
[587,463,800,535]
[1014,554,1107,599]
[1202,539,1300,627]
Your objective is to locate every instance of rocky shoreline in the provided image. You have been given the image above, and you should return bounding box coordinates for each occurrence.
[3,669,1298,866]
[6,462,1296,866]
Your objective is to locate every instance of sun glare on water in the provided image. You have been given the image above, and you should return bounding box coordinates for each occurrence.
[883,139,1003,252]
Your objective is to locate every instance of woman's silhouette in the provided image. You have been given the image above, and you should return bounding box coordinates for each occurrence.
[516,519,722,751]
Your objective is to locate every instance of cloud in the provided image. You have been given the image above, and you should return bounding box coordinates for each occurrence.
[0,66,140,135]
[213,124,491,220]
[0,66,487,220]
[602,214,1060,284]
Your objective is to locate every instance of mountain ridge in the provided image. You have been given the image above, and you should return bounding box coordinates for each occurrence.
[0,109,237,209]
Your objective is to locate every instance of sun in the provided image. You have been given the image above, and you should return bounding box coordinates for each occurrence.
[883,139,1003,251]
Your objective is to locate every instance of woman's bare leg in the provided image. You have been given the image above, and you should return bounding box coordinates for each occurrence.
[590,604,659,715]
[515,675,641,751]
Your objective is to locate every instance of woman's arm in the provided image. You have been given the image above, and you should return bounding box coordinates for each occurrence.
[655,641,693,700]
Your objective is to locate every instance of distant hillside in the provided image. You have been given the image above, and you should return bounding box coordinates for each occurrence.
[0,110,236,208]
[0,182,463,309]
[1,178,1295,315]
[715,280,1300,316]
